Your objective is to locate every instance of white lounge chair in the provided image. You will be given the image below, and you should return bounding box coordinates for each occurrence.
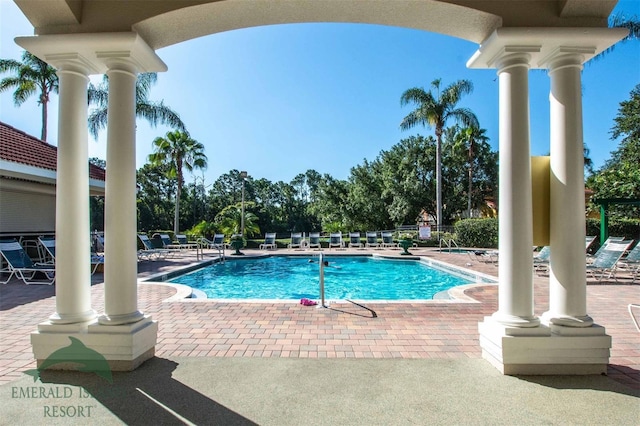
[348,232,363,249]
[365,232,380,249]
[260,233,277,250]
[288,233,303,249]
[329,233,344,249]
[308,232,321,250]
[381,232,397,249]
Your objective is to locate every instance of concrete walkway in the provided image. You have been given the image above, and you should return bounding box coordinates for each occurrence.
[2,357,638,425]
[1,247,638,424]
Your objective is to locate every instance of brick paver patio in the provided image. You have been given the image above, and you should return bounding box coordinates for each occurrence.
[1,247,638,390]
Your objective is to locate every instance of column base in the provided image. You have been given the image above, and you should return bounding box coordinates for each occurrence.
[31,315,157,374]
[49,309,98,324]
[98,310,145,326]
[541,311,594,328]
[478,316,611,375]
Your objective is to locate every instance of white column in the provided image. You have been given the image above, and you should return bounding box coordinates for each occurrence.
[99,59,144,326]
[492,52,539,327]
[543,52,593,327]
[50,60,97,324]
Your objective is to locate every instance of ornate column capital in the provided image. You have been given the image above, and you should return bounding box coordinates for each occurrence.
[15,32,166,75]
[540,48,591,74]
[468,27,627,70]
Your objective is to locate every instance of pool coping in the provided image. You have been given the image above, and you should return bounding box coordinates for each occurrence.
[141,252,498,304]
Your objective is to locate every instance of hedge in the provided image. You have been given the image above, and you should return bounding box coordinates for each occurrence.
[454,218,499,249]
[586,218,640,247]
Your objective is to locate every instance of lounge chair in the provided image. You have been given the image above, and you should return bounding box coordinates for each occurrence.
[586,240,633,283]
[533,246,551,273]
[365,232,380,249]
[381,232,397,249]
[260,233,277,250]
[617,242,640,282]
[587,236,625,263]
[176,234,199,250]
[308,232,321,250]
[348,232,363,249]
[0,239,55,285]
[585,235,597,253]
[288,233,303,249]
[138,234,171,260]
[199,234,226,249]
[329,233,345,249]
[160,233,184,250]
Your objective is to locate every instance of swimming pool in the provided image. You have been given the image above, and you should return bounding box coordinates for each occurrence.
[168,256,475,301]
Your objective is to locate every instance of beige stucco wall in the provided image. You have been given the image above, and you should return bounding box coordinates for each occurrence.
[0,179,56,235]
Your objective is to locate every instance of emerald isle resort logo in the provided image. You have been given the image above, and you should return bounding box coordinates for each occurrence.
[25,336,113,383]
[11,336,112,418]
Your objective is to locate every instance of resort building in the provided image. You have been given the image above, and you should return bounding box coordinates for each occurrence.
[9,0,628,375]
[0,121,105,237]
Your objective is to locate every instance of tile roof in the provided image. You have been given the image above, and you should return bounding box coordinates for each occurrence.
[0,121,105,181]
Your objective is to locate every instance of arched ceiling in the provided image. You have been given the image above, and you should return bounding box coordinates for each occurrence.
[14,0,618,49]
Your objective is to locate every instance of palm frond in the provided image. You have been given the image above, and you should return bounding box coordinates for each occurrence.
[400,87,431,107]
[88,108,109,140]
[593,13,640,60]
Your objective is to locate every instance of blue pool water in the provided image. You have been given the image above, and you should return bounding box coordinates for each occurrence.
[169,256,474,300]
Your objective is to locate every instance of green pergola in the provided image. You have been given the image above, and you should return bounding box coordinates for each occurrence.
[592,198,640,243]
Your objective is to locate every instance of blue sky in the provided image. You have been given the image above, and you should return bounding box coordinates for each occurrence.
[1,0,638,186]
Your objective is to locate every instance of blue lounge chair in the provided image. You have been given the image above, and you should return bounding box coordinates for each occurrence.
[617,242,640,282]
[587,240,633,283]
[138,234,171,260]
[533,246,551,273]
[38,237,104,274]
[0,239,55,285]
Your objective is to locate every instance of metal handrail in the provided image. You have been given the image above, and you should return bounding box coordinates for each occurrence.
[319,252,326,308]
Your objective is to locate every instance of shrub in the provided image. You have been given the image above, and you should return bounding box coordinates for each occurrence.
[454,218,498,248]
[586,217,640,245]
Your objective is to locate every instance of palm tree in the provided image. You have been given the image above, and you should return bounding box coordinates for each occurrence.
[0,51,59,141]
[400,78,478,229]
[148,130,207,235]
[454,125,489,218]
[88,72,186,139]
[215,204,261,237]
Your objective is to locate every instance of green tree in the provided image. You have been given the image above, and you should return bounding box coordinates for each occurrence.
[348,159,394,231]
[400,78,478,228]
[308,175,350,230]
[587,84,640,218]
[88,72,186,139]
[0,51,59,141]
[379,135,438,225]
[136,163,176,231]
[148,130,208,234]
